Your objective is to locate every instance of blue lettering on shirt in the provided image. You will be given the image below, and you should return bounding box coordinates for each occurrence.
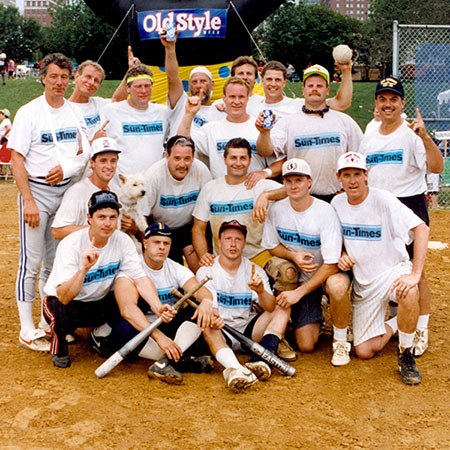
[217,290,252,308]
[40,128,78,145]
[122,122,164,135]
[158,287,176,304]
[210,199,253,215]
[159,191,199,208]
[193,114,208,128]
[294,133,341,150]
[342,223,382,241]
[366,150,403,166]
[84,113,101,128]
[83,261,121,284]
[276,228,321,249]
[216,140,257,154]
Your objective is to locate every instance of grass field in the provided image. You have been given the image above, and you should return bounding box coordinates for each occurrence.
[0,77,376,130]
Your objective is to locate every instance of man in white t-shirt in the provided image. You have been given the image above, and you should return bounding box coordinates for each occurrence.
[192,138,281,269]
[90,222,217,384]
[10,53,89,352]
[178,77,269,179]
[262,158,350,365]
[197,220,292,389]
[256,64,363,202]
[359,77,443,357]
[51,137,121,240]
[331,152,429,385]
[0,49,6,85]
[103,64,171,179]
[43,191,175,368]
[142,135,211,271]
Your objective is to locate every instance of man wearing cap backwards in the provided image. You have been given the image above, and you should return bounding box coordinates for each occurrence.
[197,219,291,391]
[43,191,175,368]
[9,53,90,353]
[256,64,363,203]
[142,135,211,272]
[52,137,121,240]
[331,152,429,385]
[359,77,443,358]
[262,158,350,365]
[91,222,217,385]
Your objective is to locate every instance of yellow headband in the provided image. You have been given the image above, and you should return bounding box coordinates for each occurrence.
[127,74,153,84]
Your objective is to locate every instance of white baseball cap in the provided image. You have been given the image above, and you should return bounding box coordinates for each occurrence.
[282,158,312,178]
[337,152,367,172]
[90,137,121,158]
[189,66,212,80]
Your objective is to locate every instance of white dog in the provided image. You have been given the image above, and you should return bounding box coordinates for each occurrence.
[118,173,148,250]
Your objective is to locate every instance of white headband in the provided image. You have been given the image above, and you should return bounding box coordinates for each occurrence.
[189,66,212,81]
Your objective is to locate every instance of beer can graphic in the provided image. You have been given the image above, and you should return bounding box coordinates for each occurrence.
[166,20,176,41]
[263,109,274,129]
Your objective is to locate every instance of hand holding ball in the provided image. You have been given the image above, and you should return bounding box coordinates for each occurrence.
[333,45,353,65]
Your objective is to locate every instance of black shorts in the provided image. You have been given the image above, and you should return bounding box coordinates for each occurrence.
[168,221,194,265]
[398,193,429,258]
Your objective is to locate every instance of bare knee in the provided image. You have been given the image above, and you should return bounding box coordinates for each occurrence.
[295,324,320,352]
[326,274,350,301]
[355,345,375,360]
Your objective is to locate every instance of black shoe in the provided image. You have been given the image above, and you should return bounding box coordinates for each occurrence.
[397,347,421,385]
[148,356,183,384]
[174,355,214,373]
[52,354,71,368]
[89,331,113,358]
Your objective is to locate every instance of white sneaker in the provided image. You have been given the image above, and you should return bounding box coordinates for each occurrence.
[19,329,51,352]
[223,367,258,392]
[245,361,271,381]
[412,329,428,357]
[331,341,351,366]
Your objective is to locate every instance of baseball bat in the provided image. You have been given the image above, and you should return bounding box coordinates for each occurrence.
[170,288,296,377]
[94,276,211,378]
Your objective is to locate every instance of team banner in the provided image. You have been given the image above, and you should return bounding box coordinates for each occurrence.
[137,9,228,41]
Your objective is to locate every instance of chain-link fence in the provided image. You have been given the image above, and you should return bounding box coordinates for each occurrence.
[393,22,450,207]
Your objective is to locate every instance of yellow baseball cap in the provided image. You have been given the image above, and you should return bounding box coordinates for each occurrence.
[303,64,330,84]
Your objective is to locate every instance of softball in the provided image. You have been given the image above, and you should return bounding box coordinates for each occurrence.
[332,44,352,65]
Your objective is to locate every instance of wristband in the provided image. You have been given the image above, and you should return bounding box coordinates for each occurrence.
[263,168,273,177]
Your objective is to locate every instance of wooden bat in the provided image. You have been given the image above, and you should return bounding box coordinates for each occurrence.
[170,288,296,377]
[94,276,211,378]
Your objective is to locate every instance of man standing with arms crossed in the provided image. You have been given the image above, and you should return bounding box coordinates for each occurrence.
[359,77,443,356]
[10,53,89,352]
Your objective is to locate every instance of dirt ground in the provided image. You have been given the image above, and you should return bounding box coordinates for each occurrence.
[0,182,449,450]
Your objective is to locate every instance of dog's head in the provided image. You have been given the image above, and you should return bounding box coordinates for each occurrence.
[118,173,147,202]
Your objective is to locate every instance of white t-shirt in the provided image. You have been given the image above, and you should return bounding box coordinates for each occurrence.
[0,118,11,136]
[0,53,6,67]
[191,116,268,179]
[103,100,170,175]
[262,197,342,282]
[331,188,423,294]
[197,257,272,332]
[69,97,111,140]
[8,96,88,179]
[141,256,194,322]
[271,109,363,195]
[364,119,380,135]
[142,158,212,229]
[193,177,281,259]
[52,177,118,229]
[247,96,303,121]
[359,121,427,197]
[45,228,145,302]
[169,92,225,135]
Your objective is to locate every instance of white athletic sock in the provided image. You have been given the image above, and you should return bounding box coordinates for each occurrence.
[416,314,429,330]
[398,330,415,350]
[138,337,165,361]
[385,316,398,335]
[93,323,112,338]
[173,321,202,353]
[17,301,35,335]
[215,347,242,370]
[332,325,348,342]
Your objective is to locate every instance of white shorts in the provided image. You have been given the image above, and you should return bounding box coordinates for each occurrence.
[351,261,413,346]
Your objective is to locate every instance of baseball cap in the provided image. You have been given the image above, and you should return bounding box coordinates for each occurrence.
[282,158,312,178]
[375,76,404,98]
[303,64,330,84]
[218,220,247,238]
[0,108,10,117]
[190,66,212,80]
[88,190,121,216]
[144,222,172,239]
[337,152,367,172]
[90,137,121,158]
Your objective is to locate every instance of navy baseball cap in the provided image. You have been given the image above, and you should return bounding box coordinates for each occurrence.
[218,220,248,238]
[88,190,121,216]
[144,223,172,239]
[375,76,404,98]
